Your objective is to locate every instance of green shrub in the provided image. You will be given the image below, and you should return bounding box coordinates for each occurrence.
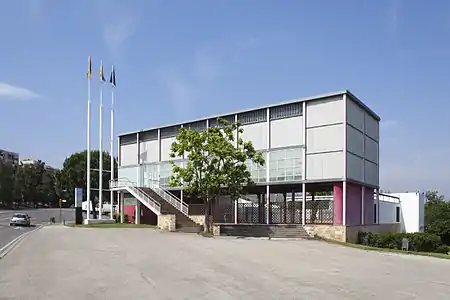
[358,231,447,254]
[113,213,121,223]
[435,245,450,254]
[123,214,129,223]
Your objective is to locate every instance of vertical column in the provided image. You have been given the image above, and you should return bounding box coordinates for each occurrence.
[136,132,140,186]
[376,188,380,224]
[362,102,366,226]
[266,186,270,224]
[302,101,307,182]
[342,93,348,226]
[117,137,121,167]
[291,190,295,223]
[302,183,306,225]
[234,200,238,224]
[343,182,347,225]
[120,192,124,223]
[283,192,287,223]
[135,201,141,224]
[236,114,239,224]
[265,108,270,225]
[361,185,365,225]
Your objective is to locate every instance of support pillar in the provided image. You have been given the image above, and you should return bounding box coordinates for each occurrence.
[180,189,184,212]
[135,201,141,224]
[283,192,287,223]
[376,188,380,224]
[301,183,306,225]
[234,199,238,224]
[291,191,295,223]
[343,181,347,226]
[361,185,365,225]
[120,192,124,223]
[266,186,270,224]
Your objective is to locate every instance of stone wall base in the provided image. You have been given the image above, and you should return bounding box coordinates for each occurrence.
[212,223,402,243]
[157,214,176,231]
[305,223,401,243]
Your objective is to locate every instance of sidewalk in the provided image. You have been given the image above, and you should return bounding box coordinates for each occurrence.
[0,225,449,300]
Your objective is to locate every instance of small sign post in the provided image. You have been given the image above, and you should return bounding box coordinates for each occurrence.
[74,188,83,225]
[402,238,409,251]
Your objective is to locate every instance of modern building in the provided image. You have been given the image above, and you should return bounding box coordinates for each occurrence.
[0,149,19,166]
[379,192,425,233]
[112,90,405,241]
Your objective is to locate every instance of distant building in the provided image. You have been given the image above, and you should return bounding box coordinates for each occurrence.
[20,158,56,171]
[0,149,19,166]
[20,158,38,165]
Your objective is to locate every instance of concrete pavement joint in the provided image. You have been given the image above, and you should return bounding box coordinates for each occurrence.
[0,225,43,260]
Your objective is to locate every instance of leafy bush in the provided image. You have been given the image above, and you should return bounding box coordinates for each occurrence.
[113,213,121,223]
[123,214,129,224]
[358,232,447,254]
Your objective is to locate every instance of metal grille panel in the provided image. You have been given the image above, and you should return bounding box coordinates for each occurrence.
[305,200,333,224]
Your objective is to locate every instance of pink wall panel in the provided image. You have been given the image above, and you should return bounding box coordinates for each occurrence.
[346,182,362,226]
[333,183,343,225]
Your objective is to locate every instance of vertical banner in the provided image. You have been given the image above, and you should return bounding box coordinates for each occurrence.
[74,188,83,225]
[75,188,83,207]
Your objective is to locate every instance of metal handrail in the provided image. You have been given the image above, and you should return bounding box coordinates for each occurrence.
[110,178,161,214]
[147,178,189,215]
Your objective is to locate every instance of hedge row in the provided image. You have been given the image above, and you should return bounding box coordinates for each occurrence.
[358,232,449,254]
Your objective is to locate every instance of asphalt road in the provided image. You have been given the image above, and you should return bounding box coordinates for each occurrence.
[0,208,76,250]
[1,227,449,299]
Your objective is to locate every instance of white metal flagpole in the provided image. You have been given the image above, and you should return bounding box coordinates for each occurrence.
[99,60,104,220]
[109,65,115,220]
[86,56,92,221]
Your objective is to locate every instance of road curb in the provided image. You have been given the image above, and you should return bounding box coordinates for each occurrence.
[0,225,43,260]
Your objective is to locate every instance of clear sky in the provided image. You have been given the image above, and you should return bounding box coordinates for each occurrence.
[0,0,449,195]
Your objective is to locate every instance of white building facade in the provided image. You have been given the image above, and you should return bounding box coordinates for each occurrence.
[117,90,383,227]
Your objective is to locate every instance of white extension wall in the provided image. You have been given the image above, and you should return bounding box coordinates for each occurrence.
[378,192,425,233]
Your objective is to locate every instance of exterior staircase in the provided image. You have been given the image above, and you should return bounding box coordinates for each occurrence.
[140,188,202,233]
[109,178,161,216]
[219,224,312,239]
[110,178,202,233]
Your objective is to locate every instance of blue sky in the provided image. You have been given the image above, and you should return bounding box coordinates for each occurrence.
[0,0,449,195]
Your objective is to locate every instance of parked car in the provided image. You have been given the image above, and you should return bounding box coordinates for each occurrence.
[10,213,31,227]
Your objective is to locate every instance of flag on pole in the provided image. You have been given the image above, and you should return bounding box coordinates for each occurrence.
[109,65,116,87]
[87,56,92,78]
[100,62,105,82]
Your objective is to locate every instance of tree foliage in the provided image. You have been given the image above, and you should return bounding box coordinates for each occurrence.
[424,190,450,245]
[168,118,265,232]
[0,160,58,208]
[57,150,117,204]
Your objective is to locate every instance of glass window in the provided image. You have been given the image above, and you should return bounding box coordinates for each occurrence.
[268,147,302,182]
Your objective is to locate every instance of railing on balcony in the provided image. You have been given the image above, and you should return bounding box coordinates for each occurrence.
[110,178,161,214]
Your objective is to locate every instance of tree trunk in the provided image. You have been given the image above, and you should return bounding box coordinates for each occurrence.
[204,197,211,233]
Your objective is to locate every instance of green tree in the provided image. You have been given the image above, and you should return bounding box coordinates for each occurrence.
[168,118,265,232]
[424,190,450,245]
[14,161,47,207]
[0,162,16,208]
[58,150,117,212]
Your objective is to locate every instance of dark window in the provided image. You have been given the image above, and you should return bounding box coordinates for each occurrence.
[160,126,181,138]
[270,103,302,120]
[395,206,400,222]
[120,133,137,145]
[209,115,235,128]
[139,130,158,142]
[185,121,207,131]
[373,203,377,223]
[237,109,266,125]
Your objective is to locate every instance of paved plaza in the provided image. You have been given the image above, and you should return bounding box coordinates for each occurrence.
[0,226,449,299]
